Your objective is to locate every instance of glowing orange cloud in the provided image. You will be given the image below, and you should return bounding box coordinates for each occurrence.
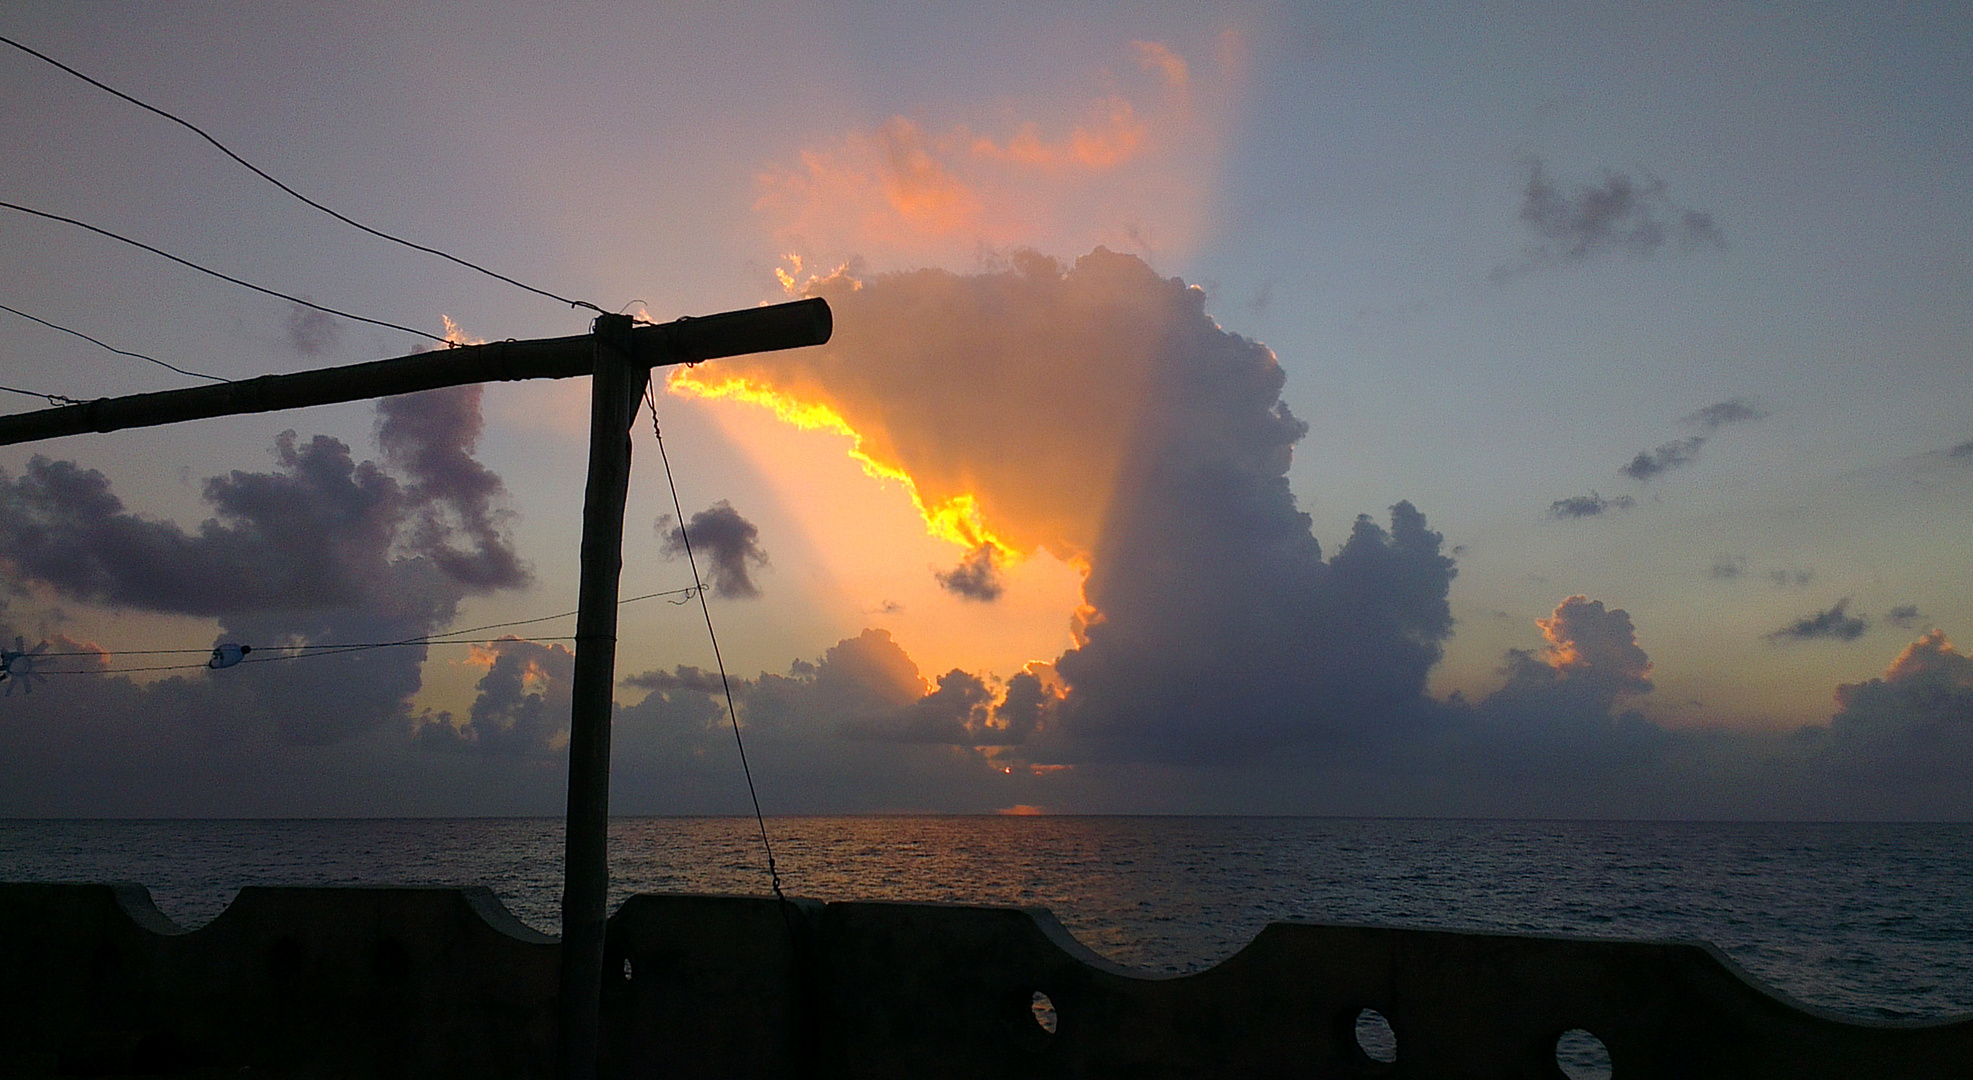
[666,368,1018,562]
[440,316,486,347]
[1538,596,1653,688]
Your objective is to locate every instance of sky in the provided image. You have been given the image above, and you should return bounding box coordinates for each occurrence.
[0,1,1968,818]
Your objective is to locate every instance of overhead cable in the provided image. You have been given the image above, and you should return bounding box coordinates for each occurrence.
[19,586,706,676]
[0,200,449,345]
[0,34,604,315]
[0,301,224,382]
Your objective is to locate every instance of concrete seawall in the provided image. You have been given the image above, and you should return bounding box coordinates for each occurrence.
[2,883,1967,1078]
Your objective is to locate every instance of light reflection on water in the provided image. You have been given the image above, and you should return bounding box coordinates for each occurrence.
[3,816,1968,1021]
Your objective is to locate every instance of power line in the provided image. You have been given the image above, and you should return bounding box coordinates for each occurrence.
[20,586,705,675]
[0,199,449,345]
[0,34,603,316]
[0,301,224,382]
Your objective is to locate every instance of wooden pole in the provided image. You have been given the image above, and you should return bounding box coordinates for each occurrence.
[557,313,641,1080]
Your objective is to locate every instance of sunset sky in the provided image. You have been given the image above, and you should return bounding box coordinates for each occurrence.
[1,1,1968,818]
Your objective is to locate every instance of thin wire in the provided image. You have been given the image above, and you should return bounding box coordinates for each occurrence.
[0,301,224,382]
[29,637,579,677]
[24,586,702,671]
[0,383,83,406]
[645,378,787,903]
[0,200,449,345]
[0,35,603,316]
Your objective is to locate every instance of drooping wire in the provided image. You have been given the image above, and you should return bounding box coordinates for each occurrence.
[0,34,604,316]
[0,383,83,406]
[0,200,450,345]
[21,586,703,676]
[644,378,788,904]
[1,301,224,382]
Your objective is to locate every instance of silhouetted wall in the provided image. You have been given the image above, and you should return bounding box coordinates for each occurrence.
[1,883,1966,1078]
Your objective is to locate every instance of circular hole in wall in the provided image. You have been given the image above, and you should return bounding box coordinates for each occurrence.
[1354,1008,1396,1064]
[1030,991,1059,1035]
[1555,1028,1612,1080]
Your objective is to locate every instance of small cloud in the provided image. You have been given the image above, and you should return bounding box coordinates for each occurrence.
[1547,491,1635,520]
[1620,436,1705,481]
[1494,158,1725,278]
[1948,439,1973,460]
[1684,397,1767,430]
[1767,567,1814,590]
[935,544,1005,602]
[285,303,341,356]
[1615,398,1766,483]
[1248,277,1276,315]
[1709,555,1747,580]
[1885,605,1924,629]
[1767,599,1868,643]
[658,501,769,598]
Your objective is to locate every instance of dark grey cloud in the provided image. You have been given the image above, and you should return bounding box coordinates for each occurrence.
[1685,397,1768,430]
[1767,600,1869,643]
[658,501,768,599]
[1614,397,1768,484]
[1885,605,1924,629]
[1548,491,1635,519]
[843,668,993,744]
[935,544,1004,601]
[1495,158,1725,277]
[0,386,526,620]
[418,638,574,755]
[1621,436,1705,481]
[1949,439,1973,460]
[0,386,528,746]
[377,386,529,591]
[1448,596,1669,781]
[285,303,341,357]
[1710,556,1747,580]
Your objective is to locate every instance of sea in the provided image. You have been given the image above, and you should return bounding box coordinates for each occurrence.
[3,816,1969,1026]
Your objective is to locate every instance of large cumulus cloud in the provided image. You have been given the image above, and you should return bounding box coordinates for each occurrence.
[677,250,1459,770]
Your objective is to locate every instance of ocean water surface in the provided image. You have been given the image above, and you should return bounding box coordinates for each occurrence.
[2,816,1968,1023]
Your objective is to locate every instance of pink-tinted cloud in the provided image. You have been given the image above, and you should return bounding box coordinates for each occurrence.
[754,40,1232,268]
[1537,595,1654,692]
